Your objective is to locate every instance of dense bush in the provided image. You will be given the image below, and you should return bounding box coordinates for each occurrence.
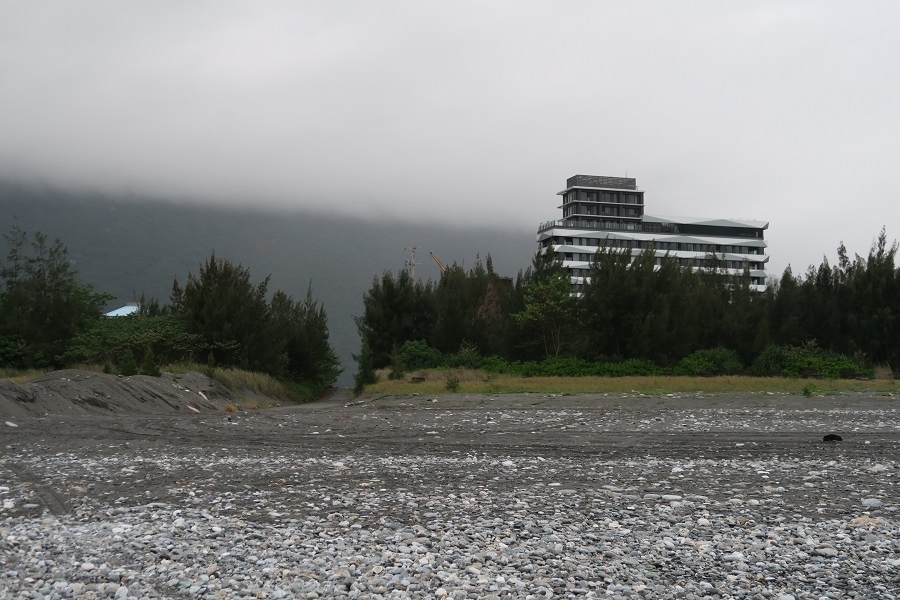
[445,372,460,392]
[538,357,596,377]
[396,339,443,370]
[63,314,205,367]
[0,335,25,369]
[363,343,873,383]
[479,355,511,374]
[749,341,872,379]
[444,340,482,369]
[118,349,138,376]
[515,361,542,377]
[480,356,664,378]
[140,347,161,377]
[352,344,378,396]
[674,348,743,376]
[388,344,406,380]
[596,359,665,377]
[782,341,872,379]
[748,344,788,377]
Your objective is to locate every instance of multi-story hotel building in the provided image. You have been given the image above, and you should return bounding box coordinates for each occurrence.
[537,175,770,292]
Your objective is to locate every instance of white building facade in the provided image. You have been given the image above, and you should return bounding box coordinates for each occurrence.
[537,175,770,292]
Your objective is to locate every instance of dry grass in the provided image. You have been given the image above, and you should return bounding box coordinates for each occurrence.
[873,363,895,381]
[208,368,292,400]
[364,370,899,396]
[2,362,302,403]
[167,362,294,401]
[1,364,117,383]
[164,361,208,375]
[223,402,238,413]
[0,368,49,384]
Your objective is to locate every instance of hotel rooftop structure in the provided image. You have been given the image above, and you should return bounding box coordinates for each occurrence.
[537,175,770,292]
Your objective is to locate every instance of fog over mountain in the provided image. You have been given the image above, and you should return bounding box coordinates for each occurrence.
[0,181,536,386]
[3,3,900,280]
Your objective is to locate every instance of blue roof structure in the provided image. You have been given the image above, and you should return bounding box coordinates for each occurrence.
[104,302,141,317]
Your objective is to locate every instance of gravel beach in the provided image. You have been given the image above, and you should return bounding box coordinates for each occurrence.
[2,387,898,599]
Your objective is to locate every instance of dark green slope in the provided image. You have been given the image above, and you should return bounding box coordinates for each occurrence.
[0,181,536,385]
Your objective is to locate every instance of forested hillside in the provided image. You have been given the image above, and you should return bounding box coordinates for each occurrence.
[0,181,535,384]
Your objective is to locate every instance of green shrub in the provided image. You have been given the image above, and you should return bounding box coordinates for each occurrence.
[353,345,378,396]
[536,357,595,377]
[598,359,665,377]
[480,355,510,374]
[118,349,138,376]
[750,341,872,379]
[783,345,870,379]
[675,348,743,376]
[397,340,443,370]
[445,373,460,392]
[445,340,482,369]
[501,357,664,378]
[515,361,541,377]
[0,336,26,370]
[749,344,788,377]
[139,347,161,376]
[388,344,406,380]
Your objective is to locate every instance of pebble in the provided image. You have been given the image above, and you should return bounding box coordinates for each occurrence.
[1,399,898,598]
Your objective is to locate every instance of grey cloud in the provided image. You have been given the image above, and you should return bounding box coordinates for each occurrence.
[1,1,899,276]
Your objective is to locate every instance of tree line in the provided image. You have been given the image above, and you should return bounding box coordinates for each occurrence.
[0,225,341,397]
[355,229,899,389]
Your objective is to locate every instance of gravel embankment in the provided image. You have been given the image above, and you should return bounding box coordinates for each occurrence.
[1,391,898,599]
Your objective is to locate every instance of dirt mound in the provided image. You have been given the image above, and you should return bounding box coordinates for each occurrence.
[0,369,237,418]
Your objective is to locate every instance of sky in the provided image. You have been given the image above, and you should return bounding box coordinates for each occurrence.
[1,1,899,278]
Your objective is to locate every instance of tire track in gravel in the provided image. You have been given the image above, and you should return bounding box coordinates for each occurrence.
[5,461,70,515]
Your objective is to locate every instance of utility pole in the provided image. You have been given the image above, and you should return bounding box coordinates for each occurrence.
[404,246,420,279]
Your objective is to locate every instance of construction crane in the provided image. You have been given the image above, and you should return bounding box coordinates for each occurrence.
[430,252,446,273]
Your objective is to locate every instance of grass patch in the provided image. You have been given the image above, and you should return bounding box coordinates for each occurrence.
[3,362,316,403]
[69,361,313,403]
[207,367,283,396]
[0,367,49,384]
[363,370,899,395]
[873,363,896,382]
[166,362,309,402]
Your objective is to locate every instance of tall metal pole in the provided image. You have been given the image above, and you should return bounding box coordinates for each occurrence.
[404,246,420,279]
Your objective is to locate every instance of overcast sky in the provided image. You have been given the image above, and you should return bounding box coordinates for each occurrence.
[1,1,898,278]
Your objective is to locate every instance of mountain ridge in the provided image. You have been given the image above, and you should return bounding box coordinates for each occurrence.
[0,180,537,385]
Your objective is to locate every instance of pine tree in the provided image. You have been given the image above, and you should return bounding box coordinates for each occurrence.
[140,346,161,376]
[0,225,111,368]
[513,253,577,358]
[118,349,138,376]
[352,343,377,396]
[355,269,435,368]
